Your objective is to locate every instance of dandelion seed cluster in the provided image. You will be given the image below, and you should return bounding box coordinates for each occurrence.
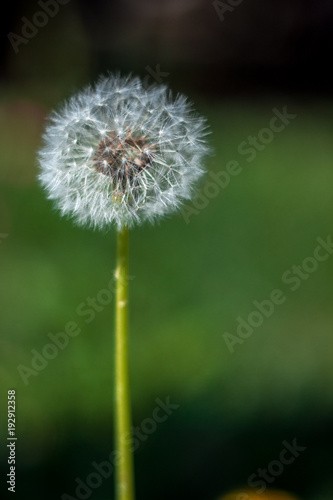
[38,74,210,229]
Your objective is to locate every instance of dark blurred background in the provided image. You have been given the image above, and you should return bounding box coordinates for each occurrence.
[1,1,333,500]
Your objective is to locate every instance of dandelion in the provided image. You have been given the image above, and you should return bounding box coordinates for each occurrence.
[38,73,210,230]
[37,73,211,500]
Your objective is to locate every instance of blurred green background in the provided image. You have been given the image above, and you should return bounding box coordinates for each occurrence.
[1,1,333,500]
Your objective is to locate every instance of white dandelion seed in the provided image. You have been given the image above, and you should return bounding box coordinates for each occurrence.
[38,73,211,230]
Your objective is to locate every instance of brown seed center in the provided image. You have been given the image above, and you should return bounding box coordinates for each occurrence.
[93,130,152,194]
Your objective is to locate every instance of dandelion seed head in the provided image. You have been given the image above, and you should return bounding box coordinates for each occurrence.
[38,73,211,230]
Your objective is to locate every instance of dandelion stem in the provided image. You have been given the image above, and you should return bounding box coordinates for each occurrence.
[114,226,135,500]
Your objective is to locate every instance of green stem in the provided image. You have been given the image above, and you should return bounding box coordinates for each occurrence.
[114,226,135,500]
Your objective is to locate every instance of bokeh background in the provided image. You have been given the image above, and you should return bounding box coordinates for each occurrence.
[1,1,333,499]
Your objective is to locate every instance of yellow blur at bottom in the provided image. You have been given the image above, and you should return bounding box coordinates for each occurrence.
[219,488,301,500]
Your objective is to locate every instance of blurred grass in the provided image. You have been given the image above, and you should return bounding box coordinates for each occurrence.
[2,97,333,410]
[1,88,333,499]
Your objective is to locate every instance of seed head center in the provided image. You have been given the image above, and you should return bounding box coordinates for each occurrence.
[93,130,152,186]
